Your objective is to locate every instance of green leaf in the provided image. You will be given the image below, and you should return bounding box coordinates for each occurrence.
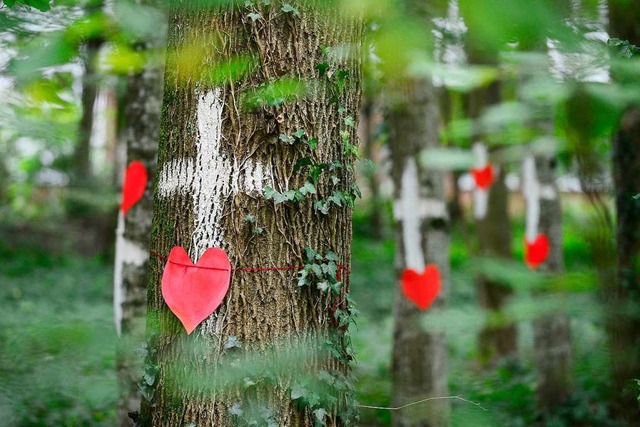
[229,402,244,417]
[311,264,322,277]
[224,335,242,350]
[292,128,305,139]
[247,12,261,21]
[321,262,338,279]
[294,157,313,171]
[317,281,330,292]
[343,116,355,128]
[313,408,328,423]
[307,137,318,149]
[314,200,330,215]
[290,383,308,400]
[325,252,339,262]
[281,3,299,14]
[244,214,256,223]
[300,181,316,195]
[283,189,297,201]
[305,247,318,260]
[279,133,293,144]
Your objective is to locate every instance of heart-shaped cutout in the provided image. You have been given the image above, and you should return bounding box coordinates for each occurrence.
[525,234,550,270]
[161,246,231,334]
[121,161,148,215]
[472,164,494,190]
[401,264,441,310]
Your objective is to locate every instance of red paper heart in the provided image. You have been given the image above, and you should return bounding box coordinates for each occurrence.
[525,234,550,270]
[120,161,148,215]
[472,164,494,190]
[401,264,441,310]
[161,246,231,334]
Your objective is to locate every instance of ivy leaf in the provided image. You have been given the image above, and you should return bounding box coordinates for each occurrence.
[294,156,313,171]
[311,264,323,277]
[224,335,243,350]
[300,181,316,195]
[279,133,294,144]
[243,377,257,388]
[343,116,355,128]
[317,281,330,292]
[305,247,319,260]
[290,383,308,400]
[322,262,338,280]
[313,408,328,423]
[307,137,318,149]
[283,189,297,201]
[264,186,277,200]
[281,3,299,15]
[244,214,256,223]
[298,269,309,287]
[229,402,244,416]
[292,128,305,139]
[314,200,330,215]
[247,12,261,21]
[325,252,339,262]
[318,370,335,385]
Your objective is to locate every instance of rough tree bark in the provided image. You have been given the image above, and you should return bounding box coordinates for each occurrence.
[140,1,361,425]
[530,155,573,412]
[113,6,166,425]
[388,77,450,427]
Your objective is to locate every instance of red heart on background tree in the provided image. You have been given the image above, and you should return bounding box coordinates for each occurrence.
[525,234,550,269]
[471,164,494,190]
[162,246,232,334]
[121,161,148,215]
[401,264,441,310]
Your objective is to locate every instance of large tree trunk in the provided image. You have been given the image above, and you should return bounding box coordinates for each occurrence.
[388,77,450,427]
[607,1,640,422]
[140,2,361,425]
[114,9,166,425]
[531,155,573,412]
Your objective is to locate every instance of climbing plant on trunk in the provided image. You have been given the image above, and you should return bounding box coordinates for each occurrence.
[140,1,362,425]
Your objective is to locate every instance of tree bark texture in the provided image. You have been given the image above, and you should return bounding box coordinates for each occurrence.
[114,11,166,425]
[141,2,361,425]
[607,2,640,422]
[531,155,573,412]
[388,78,450,426]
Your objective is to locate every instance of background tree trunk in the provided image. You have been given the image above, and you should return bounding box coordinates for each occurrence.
[388,77,450,427]
[532,155,573,412]
[607,1,640,422]
[140,2,361,425]
[114,7,166,425]
[468,80,517,364]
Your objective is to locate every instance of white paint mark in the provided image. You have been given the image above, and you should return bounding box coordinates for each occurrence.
[393,198,448,221]
[473,142,489,220]
[396,158,426,271]
[157,88,273,260]
[523,155,539,242]
[113,211,150,336]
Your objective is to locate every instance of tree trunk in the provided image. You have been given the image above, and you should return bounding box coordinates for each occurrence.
[531,155,573,412]
[607,2,640,422]
[114,9,166,425]
[140,2,361,425]
[468,80,517,364]
[361,96,385,239]
[388,77,450,427]
[475,166,516,363]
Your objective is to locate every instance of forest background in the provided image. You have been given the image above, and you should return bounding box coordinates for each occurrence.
[0,0,639,426]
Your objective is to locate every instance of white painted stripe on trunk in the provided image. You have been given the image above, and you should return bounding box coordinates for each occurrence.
[398,158,426,272]
[157,88,273,261]
[473,142,489,220]
[113,211,150,336]
[523,155,539,242]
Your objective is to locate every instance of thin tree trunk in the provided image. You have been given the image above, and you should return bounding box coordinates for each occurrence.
[114,9,166,425]
[469,80,517,364]
[531,155,573,412]
[607,2,640,422]
[361,96,384,239]
[388,77,450,427]
[140,2,362,425]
